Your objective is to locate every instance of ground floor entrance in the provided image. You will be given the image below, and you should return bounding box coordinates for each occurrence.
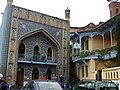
[16,63,57,86]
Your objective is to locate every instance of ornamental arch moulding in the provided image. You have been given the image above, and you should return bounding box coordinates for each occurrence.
[18,28,61,49]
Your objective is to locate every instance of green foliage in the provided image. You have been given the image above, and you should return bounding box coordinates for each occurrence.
[115,15,120,66]
[73,46,116,59]
[104,60,118,68]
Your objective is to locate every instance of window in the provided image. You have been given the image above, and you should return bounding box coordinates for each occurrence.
[52,19,54,26]
[78,66,80,78]
[48,18,51,25]
[33,45,40,61]
[18,43,25,58]
[86,65,88,77]
[85,40,89,50]
[39,16,42,23]
[82,42,84,50]
[56,21,58,27]
[82,66,84,77]
[34,45,39,55]
[116,8,119,14]
[32,67,39,79]
[34,15,37,21]
[60,22,63,28]
[47,47,52,60]
[44,17,46,24]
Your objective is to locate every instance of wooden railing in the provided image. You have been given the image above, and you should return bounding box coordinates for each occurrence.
[102,66,120,80]
[18,54,56,63]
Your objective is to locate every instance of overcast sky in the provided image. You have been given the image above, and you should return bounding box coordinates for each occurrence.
[0,0,111,27]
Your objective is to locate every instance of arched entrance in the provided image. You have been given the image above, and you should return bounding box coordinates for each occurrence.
[32,67,39,80]
[16,67,24,87]
[46,68,52,80]
[96,69,102,81]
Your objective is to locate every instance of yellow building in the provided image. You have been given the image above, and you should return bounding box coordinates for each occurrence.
[70,1,120,80]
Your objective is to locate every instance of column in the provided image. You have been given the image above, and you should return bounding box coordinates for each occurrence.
[102,34,105,49]
[76,38,78,55]
[72,42,74,60]
[110,30,113,47]
[91,35,94,50]
[79,35,81,52]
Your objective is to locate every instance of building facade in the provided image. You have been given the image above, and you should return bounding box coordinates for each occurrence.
[70,1,120,80]
[0,0,70,86]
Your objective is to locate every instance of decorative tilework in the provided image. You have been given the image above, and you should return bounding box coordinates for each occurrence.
[18,19,62,45]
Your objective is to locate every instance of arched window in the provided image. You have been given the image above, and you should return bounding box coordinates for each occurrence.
[33,45,40,61]
[34,45,39,55]
[47,47,52,60]
[18,43,25,58]
[116,8,119,14]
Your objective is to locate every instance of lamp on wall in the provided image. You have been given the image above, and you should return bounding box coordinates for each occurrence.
[18,67,22,71]
[18,68,21,71]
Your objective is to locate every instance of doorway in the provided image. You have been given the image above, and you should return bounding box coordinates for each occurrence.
[16,67,24,87]
[46,68,52,80]
[32,67,39,80]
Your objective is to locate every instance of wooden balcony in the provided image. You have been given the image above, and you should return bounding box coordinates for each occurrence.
[73,46,117,62]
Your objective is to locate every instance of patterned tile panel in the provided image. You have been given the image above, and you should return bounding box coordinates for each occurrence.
[18,19,62,45]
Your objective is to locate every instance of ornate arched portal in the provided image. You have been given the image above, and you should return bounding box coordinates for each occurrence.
[17,29,60,82]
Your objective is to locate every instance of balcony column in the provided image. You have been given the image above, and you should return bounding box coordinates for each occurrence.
[102,34,105,49]
[72,41,74,60]
[91,35,94,50]
[75,38,78,55]
[79,35,82,52]
[110,29,113,47]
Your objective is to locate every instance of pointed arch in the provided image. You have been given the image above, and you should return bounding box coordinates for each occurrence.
[18,42,25,58]
[32,67,39,80]
[47,47,52,60]
[33,45,40,61]
[34,45,39,55]
[18,28,60,49]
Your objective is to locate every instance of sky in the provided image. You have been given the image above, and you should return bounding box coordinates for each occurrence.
[0,0,111,27]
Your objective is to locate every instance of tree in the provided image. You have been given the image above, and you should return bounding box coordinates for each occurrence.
[115,15,120,66]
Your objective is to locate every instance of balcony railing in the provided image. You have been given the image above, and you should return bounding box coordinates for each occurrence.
[18,54,57,65]
[73,46,117,62]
